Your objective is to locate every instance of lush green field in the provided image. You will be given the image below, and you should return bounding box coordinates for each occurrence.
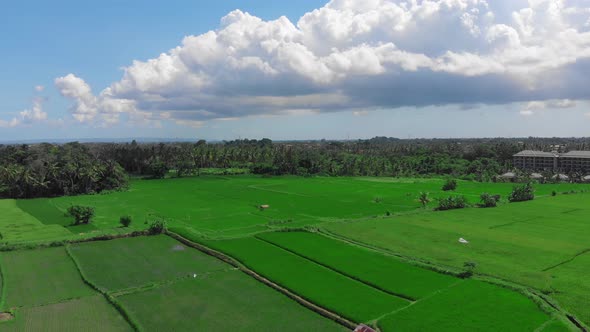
[0,247,95,308]
[1,295,132,332]
[11,176,590,240]
[118,270,346,331]
[68,235,228,291]
[378,280,555,332]
[323,194,590,327]
[257,231,457,299]
[1,176,588,330]
[0,200,72,244]
[200,235,412,323]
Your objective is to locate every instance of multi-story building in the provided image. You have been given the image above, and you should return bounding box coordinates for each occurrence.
[559,151,590,173]
[513,150,558,171]
[513,150,590,172]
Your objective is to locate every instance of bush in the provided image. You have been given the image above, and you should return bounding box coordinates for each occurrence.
[458,261,477,279]
[442,179,458,191]
[508,183,535,202]
[479,193,500,208]
[120,215,132,228]
[551,190,557,197]
[67,205,95,225]
[435,196,468,211]
[148,219,167,235]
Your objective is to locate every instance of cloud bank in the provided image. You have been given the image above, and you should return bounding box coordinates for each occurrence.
[53,0,590,126]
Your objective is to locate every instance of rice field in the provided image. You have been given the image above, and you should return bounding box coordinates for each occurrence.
[323,193,590,327]
[256,231,457,300]
[0,295,132,332]
[0,175,588,331]
[0,247,95,308]
[378,280,555,332]
[200,236,412,323]
[9,176,589,241]
[68,235,228,291]
[117,270,346,332]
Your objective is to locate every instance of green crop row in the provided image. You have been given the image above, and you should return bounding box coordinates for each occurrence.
[200,236,411,323]
[257,231,458,300]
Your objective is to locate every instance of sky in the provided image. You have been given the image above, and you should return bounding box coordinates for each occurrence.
[1,0,590,141]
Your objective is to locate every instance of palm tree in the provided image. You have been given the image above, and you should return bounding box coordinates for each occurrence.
[418,192,431,208]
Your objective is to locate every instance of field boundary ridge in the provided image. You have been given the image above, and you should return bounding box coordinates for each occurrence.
[165,229,358,330]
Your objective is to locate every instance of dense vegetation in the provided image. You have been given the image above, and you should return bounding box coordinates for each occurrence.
[2,137,590,199]
[0,142,128,198]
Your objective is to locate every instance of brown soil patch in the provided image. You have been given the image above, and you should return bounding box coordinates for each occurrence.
[0,312,14,321]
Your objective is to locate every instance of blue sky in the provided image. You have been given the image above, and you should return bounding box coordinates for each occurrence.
[1,0,589,141]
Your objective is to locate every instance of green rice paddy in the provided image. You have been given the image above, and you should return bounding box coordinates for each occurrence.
[1,175,588,331]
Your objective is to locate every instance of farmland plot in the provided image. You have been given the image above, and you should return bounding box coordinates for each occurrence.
[0,295,131,332]
[378,280,553,332]
[257,231,457,299]
[200,236,411,323]
[117,270,347,332]
[0,246,94,308]
[68,235,227,291]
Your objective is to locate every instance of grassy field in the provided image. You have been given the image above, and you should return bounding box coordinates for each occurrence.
[378,280,555,332]
[0,295,132,332]
[200,236,411,323]
[1,176,588,330]
[68,235,228,291]
[10,176,589,240]
[117,270,346,331]
[0,200,72,244]
[323,194,590,327]
[0,247,95,308]
[256,231,457,299]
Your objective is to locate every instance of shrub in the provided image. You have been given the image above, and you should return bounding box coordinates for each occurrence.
[148,219,167,235]
[479,193,499,208]
[67,205,95,225]
[442,179,458,191]
[508,183,535,202]
[435,196,468,211]
[551,190,557,197]
[120,215,132,228]
[459,261,477,278]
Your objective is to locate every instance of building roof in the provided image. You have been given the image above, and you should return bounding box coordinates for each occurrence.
[513,150,557,158]
[500,172,516,178]
[560,151,590,159]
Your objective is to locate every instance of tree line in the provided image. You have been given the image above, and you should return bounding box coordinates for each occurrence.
[2,137,589,199]
[0,142,128,198]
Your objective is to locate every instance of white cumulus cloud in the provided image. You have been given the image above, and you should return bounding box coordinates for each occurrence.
[53,0,590,127]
